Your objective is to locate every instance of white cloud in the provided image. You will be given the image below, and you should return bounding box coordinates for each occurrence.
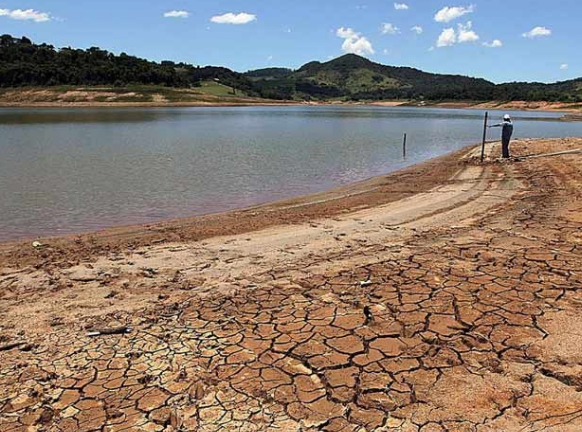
[342,37,375,56]
[522,26,551,38]
[211,12,256,25]
[411,25,423,35]
[560,63,569,70]
[483,39,502,48]
[394,3,409,10]
[457,21,479,43]
[436,22,480,48]
[381,23,400,35]
[437,28,457,47]
[336,27,375,56]
[0,8,51,22]
[434,5,474,23]
[164,10,189,19]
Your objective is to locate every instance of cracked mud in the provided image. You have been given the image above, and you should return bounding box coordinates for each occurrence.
[1,138,582,431]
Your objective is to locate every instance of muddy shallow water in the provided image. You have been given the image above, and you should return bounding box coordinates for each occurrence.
[1,105,581,241]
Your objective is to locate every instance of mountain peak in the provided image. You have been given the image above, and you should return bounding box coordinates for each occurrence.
[325,54,373,67]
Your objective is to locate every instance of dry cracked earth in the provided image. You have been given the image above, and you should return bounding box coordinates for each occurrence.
[1,138,582,432]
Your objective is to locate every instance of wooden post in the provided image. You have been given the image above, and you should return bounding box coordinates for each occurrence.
[403,133,407,159]
[480,112,489,163]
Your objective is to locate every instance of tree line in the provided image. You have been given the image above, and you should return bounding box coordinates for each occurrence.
[0,34,257,94]
[1,35,580,103]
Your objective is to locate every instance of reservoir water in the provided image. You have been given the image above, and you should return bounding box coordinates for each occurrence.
[1,105,582,241]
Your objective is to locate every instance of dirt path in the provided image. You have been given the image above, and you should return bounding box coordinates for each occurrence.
[1,138,582,431]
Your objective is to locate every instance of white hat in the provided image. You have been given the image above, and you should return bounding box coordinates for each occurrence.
[504,114,511,121]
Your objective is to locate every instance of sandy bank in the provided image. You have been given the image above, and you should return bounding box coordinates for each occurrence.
[0,100,300,108]
[370,100,582,113]
[2,138,582,431]
[2,100,581,113]
[1,87,580,113]
[0,87,299,108]
[0,145,469,266]
[411,100,582,113]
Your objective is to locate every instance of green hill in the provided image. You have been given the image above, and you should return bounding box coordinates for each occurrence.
[495,78,582,102]
[245,68,293,81]
[247,54,582,102]
[0,34,258,96]
[1,34,581,103]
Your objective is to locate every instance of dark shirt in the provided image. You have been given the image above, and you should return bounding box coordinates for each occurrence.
[502,122,514,142]
[492,121,514,142]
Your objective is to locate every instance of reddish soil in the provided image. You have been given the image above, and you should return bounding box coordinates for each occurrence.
[2,89,581,114]
[1,138,582,431]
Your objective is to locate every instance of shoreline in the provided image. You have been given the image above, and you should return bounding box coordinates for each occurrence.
[1,97,581,113]
[2,137,582,430]
[0,145,470,265]
[0,100,302,109]
[392,100,582,113]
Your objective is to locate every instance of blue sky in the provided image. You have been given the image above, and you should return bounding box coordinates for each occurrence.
[0,0,579,83]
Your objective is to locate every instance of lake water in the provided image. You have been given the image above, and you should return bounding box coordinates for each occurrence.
[1,106,582,242]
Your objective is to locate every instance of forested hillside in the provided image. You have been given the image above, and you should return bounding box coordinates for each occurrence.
[247,54,582,102]
[2,35,581,103]
[0,35,257,95]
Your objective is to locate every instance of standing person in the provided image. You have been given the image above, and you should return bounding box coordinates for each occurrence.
[489,114,514,159]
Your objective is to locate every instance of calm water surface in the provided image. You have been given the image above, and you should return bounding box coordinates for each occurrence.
[1,106,582,241]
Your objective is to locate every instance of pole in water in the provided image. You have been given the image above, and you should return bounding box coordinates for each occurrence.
[480,111,489,162]
[403,133,407,159]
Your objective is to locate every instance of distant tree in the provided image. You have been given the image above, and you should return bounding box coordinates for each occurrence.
[1,35,580,102]
[0,35,260,92]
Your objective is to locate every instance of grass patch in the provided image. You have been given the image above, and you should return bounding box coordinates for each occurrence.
[197,81,247,97]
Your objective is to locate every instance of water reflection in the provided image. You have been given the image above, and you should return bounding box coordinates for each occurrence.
[0,108,178,124]
[0,106,581,241]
